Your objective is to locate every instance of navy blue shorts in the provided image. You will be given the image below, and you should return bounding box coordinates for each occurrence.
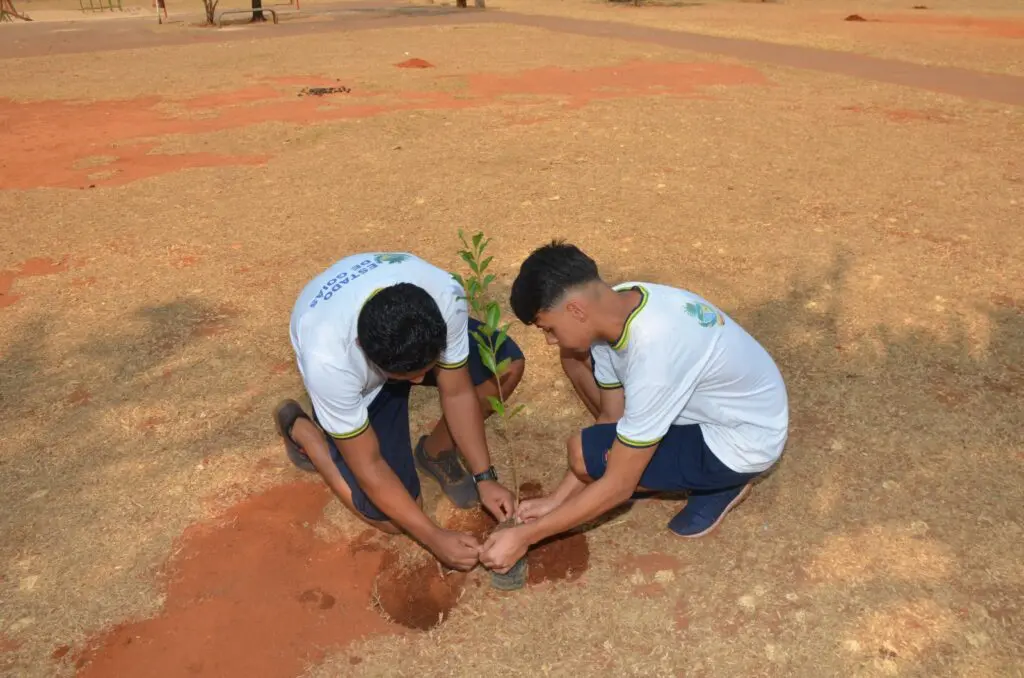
[581,423,760,492]
[313,318,524,522]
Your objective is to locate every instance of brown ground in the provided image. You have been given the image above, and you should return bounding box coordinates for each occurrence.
[1,1,1022,677]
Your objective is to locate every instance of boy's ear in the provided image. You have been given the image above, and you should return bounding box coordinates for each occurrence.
[565,298,588,322]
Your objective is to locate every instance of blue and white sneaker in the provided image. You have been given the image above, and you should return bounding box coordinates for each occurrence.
[668,484,751,538]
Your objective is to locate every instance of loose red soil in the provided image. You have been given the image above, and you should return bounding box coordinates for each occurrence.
[67,387,92,407]
[0,61,764,190]
[527,531,590,586]
[374,557,465,630]
[0,257,69,308]
[74,481,395,678]
[396,58,435,69]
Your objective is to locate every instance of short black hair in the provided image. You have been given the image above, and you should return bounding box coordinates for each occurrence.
[510,240,601,325]
[357,283,447,373]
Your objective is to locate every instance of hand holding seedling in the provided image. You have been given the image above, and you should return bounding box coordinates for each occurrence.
[429,528,482,571]
[479,525,529,574]
[477,481,514,522]
[516,495,561,523]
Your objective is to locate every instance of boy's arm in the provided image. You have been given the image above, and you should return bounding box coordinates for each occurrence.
[434,364,516,520]
[482,439,655,572]
[596,386,625,424]
[303,360,479,568]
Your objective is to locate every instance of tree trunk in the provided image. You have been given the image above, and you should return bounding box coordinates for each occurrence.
[251,0,265,22]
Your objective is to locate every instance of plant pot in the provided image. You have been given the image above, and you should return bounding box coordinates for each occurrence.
[487,519,528,591]
[489,555,527,591]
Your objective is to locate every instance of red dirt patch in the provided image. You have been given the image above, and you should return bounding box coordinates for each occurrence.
[0,256,69,308]
[845,14,867,22]
[396,58,435,69]
[75,481,394,678]
[271,361,292,375]
[443,506,498,541]
[67,387,92,407]
[618,552,682,576]
[519,480,544,500]
[527,531,590,585]
[374,556,465,630]
[841,104,948,123]
[0,61,763,190]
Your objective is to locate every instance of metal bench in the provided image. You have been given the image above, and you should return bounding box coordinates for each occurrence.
[216,0,300,26]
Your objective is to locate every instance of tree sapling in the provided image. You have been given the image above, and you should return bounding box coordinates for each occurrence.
[452,230,527,591]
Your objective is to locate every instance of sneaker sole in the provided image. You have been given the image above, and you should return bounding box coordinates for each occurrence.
[669,484,752,540]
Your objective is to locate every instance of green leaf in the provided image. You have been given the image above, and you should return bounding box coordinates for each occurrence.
[509,404,525,419]
[471,329,488,347]
[494,324,508,352]
[480,237,491,253]
[488,396,506,417]
[496,357,511,375]
[480,350,498,375]
[485,302,501,332]
[472,232,484,250]
[459,251,475,269]
[451,272,465,288]
[479,256,493,273]
[482,274,496,289]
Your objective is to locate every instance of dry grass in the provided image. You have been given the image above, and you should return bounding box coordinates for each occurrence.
[1,3,1023,678]
[487,0,1024,76]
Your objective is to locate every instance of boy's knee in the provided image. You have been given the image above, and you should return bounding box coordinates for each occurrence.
[504,356,526,392]
[567,431,588,480]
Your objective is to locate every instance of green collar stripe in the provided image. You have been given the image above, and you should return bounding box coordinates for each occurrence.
[611,285,649,351]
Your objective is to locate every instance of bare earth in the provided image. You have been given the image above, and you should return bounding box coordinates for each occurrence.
[1,1,1022,677]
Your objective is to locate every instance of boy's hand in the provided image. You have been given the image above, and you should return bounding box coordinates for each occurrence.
[427,529,481,571]
[477,481,515,522]
[517,495,561,523]
[480,526,530,574]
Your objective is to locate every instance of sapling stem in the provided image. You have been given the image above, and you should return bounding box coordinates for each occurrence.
[451,230,524,509]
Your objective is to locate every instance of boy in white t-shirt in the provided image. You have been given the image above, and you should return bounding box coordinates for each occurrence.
[274,252,525,571]
[480,242,788,573]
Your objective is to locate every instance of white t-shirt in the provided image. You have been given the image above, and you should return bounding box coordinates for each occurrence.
[591,282,788,473]
[289,252,469,439]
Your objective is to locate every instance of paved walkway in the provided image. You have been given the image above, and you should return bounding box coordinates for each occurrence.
[1,1,1022,105]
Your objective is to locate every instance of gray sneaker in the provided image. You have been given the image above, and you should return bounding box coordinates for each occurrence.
[413,435,479,509]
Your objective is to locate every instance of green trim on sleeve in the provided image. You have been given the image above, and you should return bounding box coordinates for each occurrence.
[329,418,370,441]
[437,356,469,370]
[596,380,623,390]
[615,432,663,449]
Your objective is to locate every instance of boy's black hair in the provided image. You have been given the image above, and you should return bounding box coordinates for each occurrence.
[510,240,601,325]
[357,283,447,374]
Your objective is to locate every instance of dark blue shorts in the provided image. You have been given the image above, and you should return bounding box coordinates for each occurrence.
[581,423,760,492]
[313,318,524,522]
